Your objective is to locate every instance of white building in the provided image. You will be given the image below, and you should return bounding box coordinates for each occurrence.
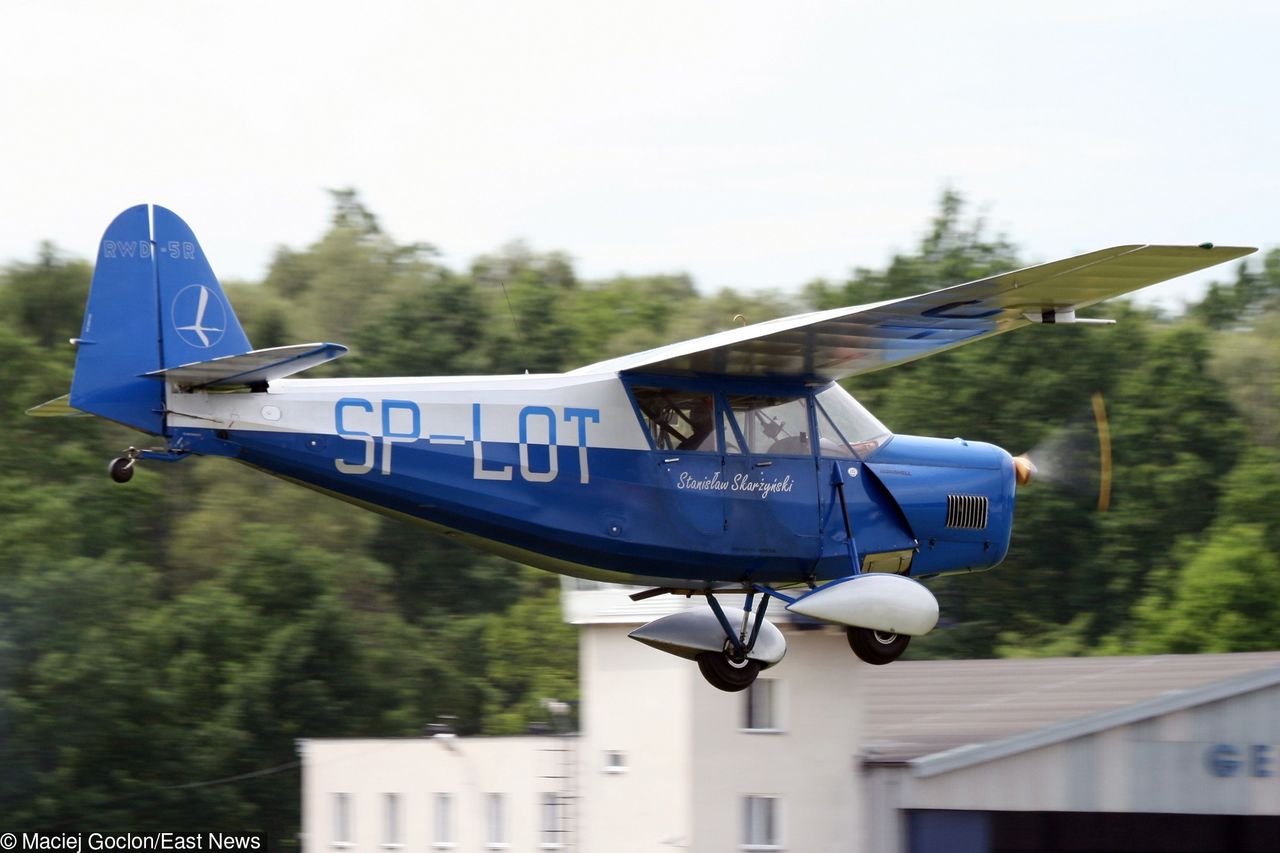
[300,582,1280,852]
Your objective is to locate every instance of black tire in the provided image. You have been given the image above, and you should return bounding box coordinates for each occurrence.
[846,627,910,665]
[696,651,762,692]
[108,457,134,484]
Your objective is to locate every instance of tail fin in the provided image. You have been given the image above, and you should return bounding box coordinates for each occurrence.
[69,205,252,434]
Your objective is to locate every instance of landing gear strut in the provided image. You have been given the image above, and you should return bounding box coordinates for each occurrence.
[846,626,910,665]
[696,590,773,692]
[106,446,190,483]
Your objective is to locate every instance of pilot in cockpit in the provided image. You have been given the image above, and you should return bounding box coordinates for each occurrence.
[677,398,717,452]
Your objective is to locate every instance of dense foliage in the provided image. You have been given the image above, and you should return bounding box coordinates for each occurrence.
[1,190,1276,837]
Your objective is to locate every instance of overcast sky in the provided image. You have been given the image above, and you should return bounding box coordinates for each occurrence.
[2,1,1275,310]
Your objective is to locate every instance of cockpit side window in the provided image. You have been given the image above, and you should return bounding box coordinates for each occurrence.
[632,387,718,452]
[725,394,811,456]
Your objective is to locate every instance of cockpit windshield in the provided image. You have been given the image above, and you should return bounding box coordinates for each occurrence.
[814,383,892,458]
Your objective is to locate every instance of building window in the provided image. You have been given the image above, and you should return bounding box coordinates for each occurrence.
[540,792,563,848]
[603,750,628,773]
[433,792,454,848]
[743,679,781,732]
[383,792,403,847]
[742,796,782,850]
[486,793,507,848]
[333,793,353,846]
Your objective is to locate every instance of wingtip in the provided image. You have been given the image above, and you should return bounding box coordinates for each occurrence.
[1197,242,1258,256]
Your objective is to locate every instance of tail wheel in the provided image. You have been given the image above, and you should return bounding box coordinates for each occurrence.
[108,457,135,484]
[847,627,910,666]
[696,650,762,692]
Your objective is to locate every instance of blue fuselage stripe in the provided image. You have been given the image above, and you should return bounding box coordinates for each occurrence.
[174,426,1012,585]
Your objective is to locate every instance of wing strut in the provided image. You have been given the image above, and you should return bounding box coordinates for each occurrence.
[830,462,862,577]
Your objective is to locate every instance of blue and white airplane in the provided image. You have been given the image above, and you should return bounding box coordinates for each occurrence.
[30,205,1254,690]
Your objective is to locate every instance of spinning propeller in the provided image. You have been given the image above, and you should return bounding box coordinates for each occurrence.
[1012,391,1113,512]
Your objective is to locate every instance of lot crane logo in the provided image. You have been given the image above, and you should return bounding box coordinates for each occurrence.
[171,284,226,349]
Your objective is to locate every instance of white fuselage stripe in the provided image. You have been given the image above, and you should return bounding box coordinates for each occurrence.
[165,373,652,451]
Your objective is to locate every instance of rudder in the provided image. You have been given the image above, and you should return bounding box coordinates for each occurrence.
[152,205,251,369]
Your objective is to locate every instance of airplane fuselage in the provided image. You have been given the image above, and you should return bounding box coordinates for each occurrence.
[165,372,1017,589]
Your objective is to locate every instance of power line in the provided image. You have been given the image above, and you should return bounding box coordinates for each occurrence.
[163,760,300,791]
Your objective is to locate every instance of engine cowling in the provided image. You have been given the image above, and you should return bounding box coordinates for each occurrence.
[862,434,1018,578]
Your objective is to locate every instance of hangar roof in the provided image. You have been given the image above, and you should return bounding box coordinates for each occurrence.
[861,652,1280,765]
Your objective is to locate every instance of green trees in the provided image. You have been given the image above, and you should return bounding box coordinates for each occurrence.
[805,189,1020,311]
[1,189,1275,836]
[1121,449,1280,653]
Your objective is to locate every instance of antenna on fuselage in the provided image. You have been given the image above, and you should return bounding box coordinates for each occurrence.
[499,280,530,373]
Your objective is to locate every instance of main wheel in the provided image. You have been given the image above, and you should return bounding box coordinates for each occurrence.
[847,627,910,665]
[108,457,135,484]
[696,650,762,692]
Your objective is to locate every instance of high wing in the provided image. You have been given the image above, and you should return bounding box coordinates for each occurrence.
[569,244,1255,381]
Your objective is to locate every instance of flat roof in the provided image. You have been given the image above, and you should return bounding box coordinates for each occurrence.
[861,651,1280,764]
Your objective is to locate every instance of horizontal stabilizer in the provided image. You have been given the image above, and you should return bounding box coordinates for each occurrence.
[26,394,91,417]
[143,342,348,389]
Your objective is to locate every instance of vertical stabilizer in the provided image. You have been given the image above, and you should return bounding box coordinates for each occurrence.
[69,205,165,434]
[68,205,253,435]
